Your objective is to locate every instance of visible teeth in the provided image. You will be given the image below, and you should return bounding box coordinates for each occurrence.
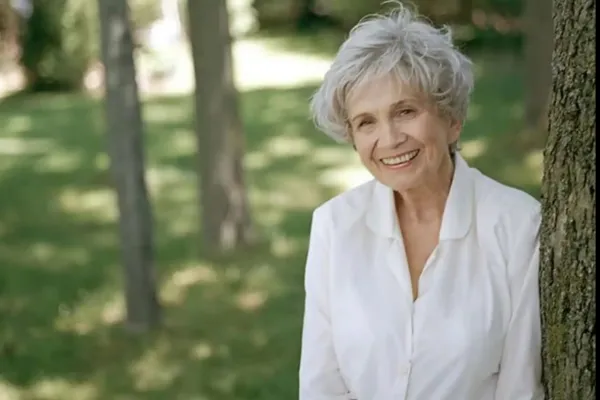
[381,150,419,165]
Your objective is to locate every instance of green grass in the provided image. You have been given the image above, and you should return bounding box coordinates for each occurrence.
[0,46,543,399]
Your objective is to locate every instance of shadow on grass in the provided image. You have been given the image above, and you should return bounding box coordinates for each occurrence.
[0,49,542,399]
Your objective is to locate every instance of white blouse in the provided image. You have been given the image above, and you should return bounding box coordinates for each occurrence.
[299,155,544,400]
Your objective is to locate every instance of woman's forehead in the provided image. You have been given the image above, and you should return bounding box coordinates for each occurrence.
[346,75,424,115]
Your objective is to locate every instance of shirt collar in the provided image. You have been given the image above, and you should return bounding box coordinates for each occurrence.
[365,154,474,241]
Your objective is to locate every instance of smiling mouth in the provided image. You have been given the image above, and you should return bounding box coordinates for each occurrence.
[380,149,420,166]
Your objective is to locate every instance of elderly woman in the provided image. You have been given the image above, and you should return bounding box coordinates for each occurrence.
[298,3,543,400]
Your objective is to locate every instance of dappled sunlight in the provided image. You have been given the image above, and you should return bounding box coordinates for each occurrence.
[525,149,544,173]
[212,372,238,395]
[28,378,98,400]
[318,164,372,191]
[58,188,117,223]
[36,149,86,174]
[2,115,33,136]
[252,204,286,230]
[251,178,325,212]
[249,329,270,348]
[234,262,294,311]
[245,151,271,170]
[0,136,52,155]
[259,99,311,127]
[148,168,198,238]
[244,263,286,293]
[262,134,313,158]
[156,128,196,158]
[269,234,303,258]
[130,338,182,392]
[161,207,198,237]
[54,283,124,334]
[233,40,332,91]
[171,263,219,287]
[146,164,195,194]
[190,341,214,360]
[161,263,219,305]
[245,134,315,173]
[0,240,96,274]
[143,102,191,125]
[0,379,21,400]
[246,137,365,226]
[311,145,372,191]
[93,153,110,171]
[236,289,268,312]
[498,159,543,193]
[310,145,355,166]
[134,32,334,97]
[460,138,488,159]
[29,242,91,270]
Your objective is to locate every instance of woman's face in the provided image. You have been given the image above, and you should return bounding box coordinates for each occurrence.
[346,74,460,193]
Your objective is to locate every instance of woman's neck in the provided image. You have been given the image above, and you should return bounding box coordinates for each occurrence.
[394,154,455,224]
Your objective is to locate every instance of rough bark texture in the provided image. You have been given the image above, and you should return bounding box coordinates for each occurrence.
[187,0,255,253]
[524,0,553,131]
[98,0,160,331]
[539,0,595,398]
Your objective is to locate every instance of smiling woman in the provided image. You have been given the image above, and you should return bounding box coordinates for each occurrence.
[299,2,544,400]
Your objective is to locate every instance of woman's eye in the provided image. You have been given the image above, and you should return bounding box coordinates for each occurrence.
[397,108,415,116]
[358,120,373,128]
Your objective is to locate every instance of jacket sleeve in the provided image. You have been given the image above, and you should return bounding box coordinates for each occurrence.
[299,207,352,400]
[494,210,544,400]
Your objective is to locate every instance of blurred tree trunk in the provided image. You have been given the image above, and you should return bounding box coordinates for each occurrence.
[0,0,18,57]
[539,0,595,397]
[187,0,255,253]
[97,0,160,332]
[523,0,552,136]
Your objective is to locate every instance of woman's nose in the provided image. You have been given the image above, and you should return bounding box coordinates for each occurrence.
[379,121,407,147]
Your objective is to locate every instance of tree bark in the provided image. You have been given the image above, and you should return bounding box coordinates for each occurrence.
[539,0,595,398]
[97,0,160,331]
[524,0,553,133]
[187,0,255,253]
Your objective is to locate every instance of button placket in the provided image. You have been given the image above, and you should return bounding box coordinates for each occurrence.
[400,361,412,376]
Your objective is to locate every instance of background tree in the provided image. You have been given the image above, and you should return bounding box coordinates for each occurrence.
[187,0,255,253]
[539,0,595,397]
[97,0,160,332]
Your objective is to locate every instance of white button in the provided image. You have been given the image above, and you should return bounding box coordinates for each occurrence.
[400,363,411,376]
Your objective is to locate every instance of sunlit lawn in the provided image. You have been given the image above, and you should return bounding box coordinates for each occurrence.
[0,35,543,399]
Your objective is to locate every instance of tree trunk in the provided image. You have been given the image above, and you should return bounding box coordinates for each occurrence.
[524,0,553,134]
[187,0,255,253]
[539,0,595,397]
[97,0,160,332]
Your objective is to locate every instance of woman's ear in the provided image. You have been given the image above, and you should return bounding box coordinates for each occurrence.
[344,126,356,151]
[449,118,462,140]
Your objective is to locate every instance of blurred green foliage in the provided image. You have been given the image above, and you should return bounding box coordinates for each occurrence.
[252,0,524,50]
[17,0,177,92]
[14,0,523,93]
[20,0,97,91]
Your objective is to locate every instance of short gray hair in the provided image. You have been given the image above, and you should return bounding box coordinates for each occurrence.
[310,1,474,146]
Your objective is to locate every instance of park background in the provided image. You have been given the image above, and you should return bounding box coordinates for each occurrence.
[0,0,578,399]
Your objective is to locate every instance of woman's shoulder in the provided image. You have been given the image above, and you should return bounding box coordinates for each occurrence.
[470,168,541,267]
[471,167,540,224]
